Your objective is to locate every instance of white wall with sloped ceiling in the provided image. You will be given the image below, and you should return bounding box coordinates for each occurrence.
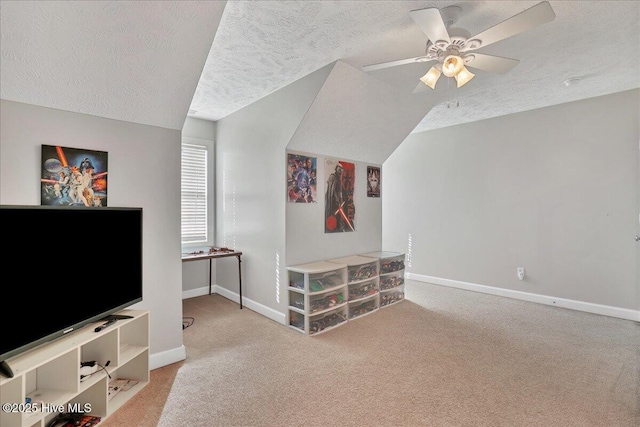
[0,1,226,130]
[383,89,640,317]
[287,60,435,165]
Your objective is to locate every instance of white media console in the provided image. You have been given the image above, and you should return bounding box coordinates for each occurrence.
[0,310,149,427]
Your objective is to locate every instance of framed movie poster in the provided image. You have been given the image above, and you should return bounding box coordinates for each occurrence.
[287,153,317,203]
[41,145,108,206]
[325,158,355,233]
[367,166,381,197]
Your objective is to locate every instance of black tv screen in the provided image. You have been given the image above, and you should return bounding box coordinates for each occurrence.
[0,205,143,377]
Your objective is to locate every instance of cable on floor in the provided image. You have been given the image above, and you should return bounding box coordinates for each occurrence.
[182,317,195,330]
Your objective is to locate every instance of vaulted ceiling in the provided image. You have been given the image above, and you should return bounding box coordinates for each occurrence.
[2,1,639,134]
[1,1,226,130]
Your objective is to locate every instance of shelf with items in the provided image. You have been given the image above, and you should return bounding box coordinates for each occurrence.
[348,294,379,320]
[286,253,406,335]
[379,289,405,308]
[0,310,149,427]
[361,251,405,275]
[327,255,380,321]
[288,261,346,294]
[289,287,348,316]
[347,278,379,303]
[107,351,148,416]
[361,251,406,306]
[327,255,378,284]
[289,305,348,336]
[309,306,349,335]
[379,271,405,292]
[287,261,348,336]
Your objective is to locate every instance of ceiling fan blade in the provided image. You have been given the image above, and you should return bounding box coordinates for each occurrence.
[362,57,433,72]
[409,7,451,45]
[462,1,555,51]
[464,53,520,74]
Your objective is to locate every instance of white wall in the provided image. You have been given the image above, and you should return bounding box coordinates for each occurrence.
[214,62,393,320]
[183,116,215,141]
[383,89,640,317]
[286,152,382,266]
[214,64,334,320]
[287,60,433,165]
[0,100,186,367]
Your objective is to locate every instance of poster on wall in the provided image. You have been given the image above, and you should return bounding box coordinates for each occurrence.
[40,145,108,207]
[367,166,381,198]
[324,158,355,233]
[287,153,317,203]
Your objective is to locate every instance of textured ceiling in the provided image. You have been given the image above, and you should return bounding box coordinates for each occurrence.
[0,0,225,130]
[1,1,638,134]
[191,0,640,133]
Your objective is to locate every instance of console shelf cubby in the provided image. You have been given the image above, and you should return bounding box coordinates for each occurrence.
[0,310,149,427]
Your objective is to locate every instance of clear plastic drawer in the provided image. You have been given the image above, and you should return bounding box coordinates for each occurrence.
[348,261,378,283]
[379,273,404,291]
[349,297,378,320]
[380,289,404,307]
[348,279,378,301]
[379,256,405,275]
[309,307,347,335]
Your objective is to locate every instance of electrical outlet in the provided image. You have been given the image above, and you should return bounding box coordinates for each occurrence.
[517,267,525,280]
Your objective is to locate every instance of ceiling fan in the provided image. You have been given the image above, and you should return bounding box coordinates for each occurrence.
[362,1,556,91]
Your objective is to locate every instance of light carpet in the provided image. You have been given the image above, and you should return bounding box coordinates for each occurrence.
[150,281,640,426]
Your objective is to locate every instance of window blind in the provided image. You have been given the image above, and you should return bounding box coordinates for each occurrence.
[181,143,208,244]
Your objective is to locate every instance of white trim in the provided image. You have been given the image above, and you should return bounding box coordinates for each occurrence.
[150,345,186,370]
[182,286,210,299]
[209,284,237,303]
[182,285,286,325]
[406,273,640,322]
[214,285,286,325]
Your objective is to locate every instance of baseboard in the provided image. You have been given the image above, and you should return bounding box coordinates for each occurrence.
[406,273,640,322]
[182,285,286,325]
[210,284,239,304]
[213,285,286,325]
[182,286,210,299]
[150,345,186,370]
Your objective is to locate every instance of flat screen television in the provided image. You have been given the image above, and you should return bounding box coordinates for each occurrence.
[0,205,143,378]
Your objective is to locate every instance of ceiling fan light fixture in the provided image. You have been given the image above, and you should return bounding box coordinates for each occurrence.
[368,2,556,96]
[454,66,475,87]
[442,54,464,77]
[420,65,442,89]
